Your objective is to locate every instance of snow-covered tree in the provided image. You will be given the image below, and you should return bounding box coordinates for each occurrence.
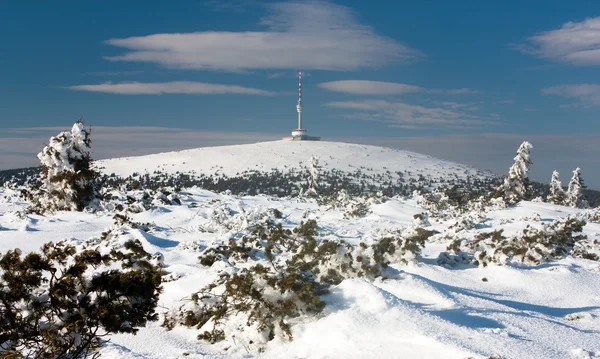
[547,170,566,205]
[566,167,588,208]
[0,237,162,357]
[305,155,320,198]
[33,120,99,212]
[501,141,533,204]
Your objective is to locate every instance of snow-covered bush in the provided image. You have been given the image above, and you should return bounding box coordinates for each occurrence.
[169,219,435,350]
[467,195,507,213]
[547,170,566,205]
[499,141,533,204]
[319,189,386,219]
[412,212,431,227]
[439,216,596,267]
[30,121,99,213]
[0,239,162,358]
[566,168,589,208]
[413,188,456,218]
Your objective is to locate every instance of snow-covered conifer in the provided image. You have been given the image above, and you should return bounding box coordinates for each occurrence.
[305,155,320,198]
[501,141,533,204]
[33,120,99,212]
[566,167,588,208]
[547,170,566,205]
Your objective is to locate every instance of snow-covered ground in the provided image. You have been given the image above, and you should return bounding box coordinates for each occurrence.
[2,141,599,359]
[2,187,600,359]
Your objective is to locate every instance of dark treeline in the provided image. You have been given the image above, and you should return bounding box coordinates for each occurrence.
[2,165,599,207]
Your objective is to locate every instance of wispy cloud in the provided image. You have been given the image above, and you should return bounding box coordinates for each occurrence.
[66,81,274,95]
[85,71,144,76]
[497,99,515,104]
[541,84,600,107]
[267,71,312,79]
[203,0,257,12]
[318,80,478,95]
[429,88,479,95]
[103,1,422,71]
[318,81,422,95]
[325,99,492,129]
[518,17,600,65]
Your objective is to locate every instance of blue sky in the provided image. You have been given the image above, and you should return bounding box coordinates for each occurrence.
[1,0,600,187]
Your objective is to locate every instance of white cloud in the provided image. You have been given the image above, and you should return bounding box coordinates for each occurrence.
[318,81,422,95]
[67,81,274,95]
[519,17,600,65]
[104,1,421,71]
[318,80,478,95]
[541,84,600,107]
[325,99,492,129]
[85,71,144,76]
[429,88,480,95]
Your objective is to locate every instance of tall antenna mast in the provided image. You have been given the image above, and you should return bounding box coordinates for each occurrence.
[296,70,303,130]
[284,70,319,141]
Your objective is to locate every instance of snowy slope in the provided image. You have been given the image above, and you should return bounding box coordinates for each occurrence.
[2,185,600,359]
[97,140,493,181]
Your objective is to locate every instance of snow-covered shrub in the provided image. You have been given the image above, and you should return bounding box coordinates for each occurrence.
[437,237,475,267]
[412,212,431,227]
[467,195,507,213]
[0,239,162,358]
[584,208,600,224]
[319,189,382,219]
[566,168,589,208]
[164,262,328,346]
[547,170,566,205]
[30,121,99,213]
[151,187,182,206]
[449,216,478,232]
[111,213,155,233]
[414,188,454,218]
[499,141,533,204]
[439,216,595,267]
[362,227,438,270]
[173,219,434,350]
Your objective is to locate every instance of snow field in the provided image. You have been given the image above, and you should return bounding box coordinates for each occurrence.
[2,185,600,359]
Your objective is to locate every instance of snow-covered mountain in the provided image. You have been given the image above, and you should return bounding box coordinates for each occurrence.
[98,140,493,181]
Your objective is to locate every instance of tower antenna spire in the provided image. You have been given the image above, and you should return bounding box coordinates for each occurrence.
[297,70,303,130]
[283,70,320,141]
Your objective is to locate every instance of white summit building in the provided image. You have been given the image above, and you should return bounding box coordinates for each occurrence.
[282,71,321,141]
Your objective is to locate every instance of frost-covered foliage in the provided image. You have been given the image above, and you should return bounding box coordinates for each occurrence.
[414,188,454,218]
[165,218,434,351]
[500,141,533,204]
[319,189,387,219]
[438,216,596,267]
[547,170,566,205]
[0,237,162,358]
[414,186,506,219]
[31,121,99,213]
[99,186,182,215]
[304,155,320,198]
[566,168,589,208]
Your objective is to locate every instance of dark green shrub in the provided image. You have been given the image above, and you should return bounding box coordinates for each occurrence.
[0,239,162,358]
